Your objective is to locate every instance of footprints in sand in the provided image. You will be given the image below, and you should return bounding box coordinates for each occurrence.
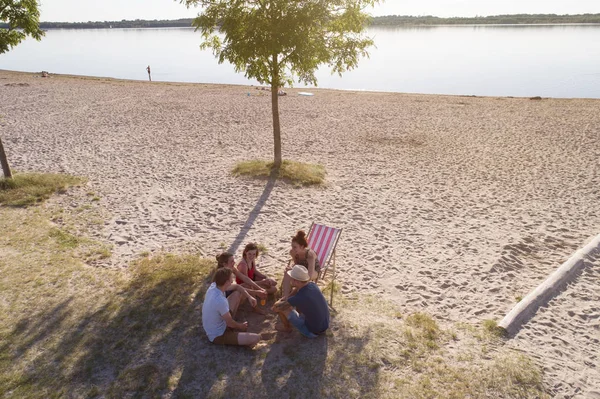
[508,250,600,397]
[4,73,600,395]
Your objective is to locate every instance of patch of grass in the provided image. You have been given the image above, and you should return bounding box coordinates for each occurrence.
[0,195,548,398]
[84,246,112,261]
[49,227,80,248]
[0,173,84,207]
[515,295,523,302]
[406,312,440,343]
[0,206,123,397]
[109,363,165,397]
[232,159,325,186]
[129,253,214,309]
[257,243,269,254]
[482,319,507,338]
[322,295,548,397]
[321,280,340,297]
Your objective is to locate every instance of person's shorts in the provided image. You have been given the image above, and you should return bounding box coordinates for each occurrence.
[212,328,239,345]
[288,310,318,339]
[225,290,234,298]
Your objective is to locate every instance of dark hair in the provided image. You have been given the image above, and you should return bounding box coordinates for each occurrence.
[216,252,233,269]
[291,230,308,247]
[243,242,259,261]
[214,267,233,286]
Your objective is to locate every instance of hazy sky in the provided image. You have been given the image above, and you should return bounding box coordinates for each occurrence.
[39,0,600,22]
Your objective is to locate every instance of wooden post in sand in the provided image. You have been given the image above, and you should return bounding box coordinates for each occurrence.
[0,136,13,179]
[499,233,600,336]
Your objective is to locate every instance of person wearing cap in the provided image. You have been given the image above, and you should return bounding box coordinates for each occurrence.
[202,267,261,347]
[272,265,330,338]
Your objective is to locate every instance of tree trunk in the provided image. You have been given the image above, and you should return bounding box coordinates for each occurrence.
[271,86,282,168]
[0,135,13,179]
[271,55,282,169]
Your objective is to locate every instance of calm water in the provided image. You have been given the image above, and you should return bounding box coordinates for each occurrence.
[1,25,599,98]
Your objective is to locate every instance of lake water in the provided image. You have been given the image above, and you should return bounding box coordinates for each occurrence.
[1,25,599,98]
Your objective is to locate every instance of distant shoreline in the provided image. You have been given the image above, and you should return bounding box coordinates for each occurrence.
[2,69,599,101]
[1,13,599,30]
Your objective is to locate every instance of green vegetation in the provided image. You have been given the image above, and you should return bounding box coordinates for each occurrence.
[483,319,507,338]
[185,0,376,167]
[40,18,194,29]
[0,0,44,54]
[0,191,212,396]
[3,13,598,31]
[371,13,600,26]
[232,159,325,187]
[328,302,547,398]
[256,243,269,254]
[0,173,84,206]
[0,187,548,398]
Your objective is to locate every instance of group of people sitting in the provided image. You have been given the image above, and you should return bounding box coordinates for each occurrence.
[201,230,330,347]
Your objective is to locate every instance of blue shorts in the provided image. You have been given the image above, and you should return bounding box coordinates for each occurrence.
[288,310,318,339]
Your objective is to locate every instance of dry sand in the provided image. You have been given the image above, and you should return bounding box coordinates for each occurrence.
[1,70,599,397]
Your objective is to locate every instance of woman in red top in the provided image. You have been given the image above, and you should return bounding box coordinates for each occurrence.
[237,243,278,295]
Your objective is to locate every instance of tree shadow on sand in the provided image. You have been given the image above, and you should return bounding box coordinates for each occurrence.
[227,170,277,255]
[1,169,380,398]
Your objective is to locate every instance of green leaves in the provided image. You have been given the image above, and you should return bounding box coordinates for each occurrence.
[183,0,380,166]
[0,0,45,54]
[186,0,379,87]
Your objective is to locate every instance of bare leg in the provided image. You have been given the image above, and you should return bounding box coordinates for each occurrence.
[238,333,261,347]
[275,308,292,332]
[310,271,318,282]
[227,291,245,318]
[281,272,292,298]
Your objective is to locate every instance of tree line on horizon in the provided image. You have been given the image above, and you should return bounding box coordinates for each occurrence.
[1,13,599,30]
[371,13,600,26]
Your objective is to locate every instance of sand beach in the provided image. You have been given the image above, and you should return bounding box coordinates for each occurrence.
[1,69,599,397]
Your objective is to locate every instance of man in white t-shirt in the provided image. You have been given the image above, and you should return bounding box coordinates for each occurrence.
[202,267,261,347]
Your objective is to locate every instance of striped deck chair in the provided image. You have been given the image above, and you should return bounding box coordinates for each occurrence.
[307,223,342,305]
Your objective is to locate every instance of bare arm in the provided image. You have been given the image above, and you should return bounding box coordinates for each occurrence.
[253,264,267,280]
[235,283,257,307]
[272,298,292,313]
[222,311,248,331]
[288,286,298,298]
[306,251,316,277]
[234,264,263,291]
[273,284,298,310]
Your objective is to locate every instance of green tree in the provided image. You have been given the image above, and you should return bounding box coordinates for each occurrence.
[181,0,378,168]
[1,0,44,178]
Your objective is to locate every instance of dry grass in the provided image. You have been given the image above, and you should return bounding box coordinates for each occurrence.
[0,189,549,398]
[0,173,84,207]
[483,319,508,338]
[0,204,213,397]
[232,159,325,186]
[333,297,549,399]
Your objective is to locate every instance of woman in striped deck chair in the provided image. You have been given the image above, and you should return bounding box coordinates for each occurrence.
[281,230,321,298]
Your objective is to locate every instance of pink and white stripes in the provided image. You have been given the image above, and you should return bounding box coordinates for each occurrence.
[308,223,341,268]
